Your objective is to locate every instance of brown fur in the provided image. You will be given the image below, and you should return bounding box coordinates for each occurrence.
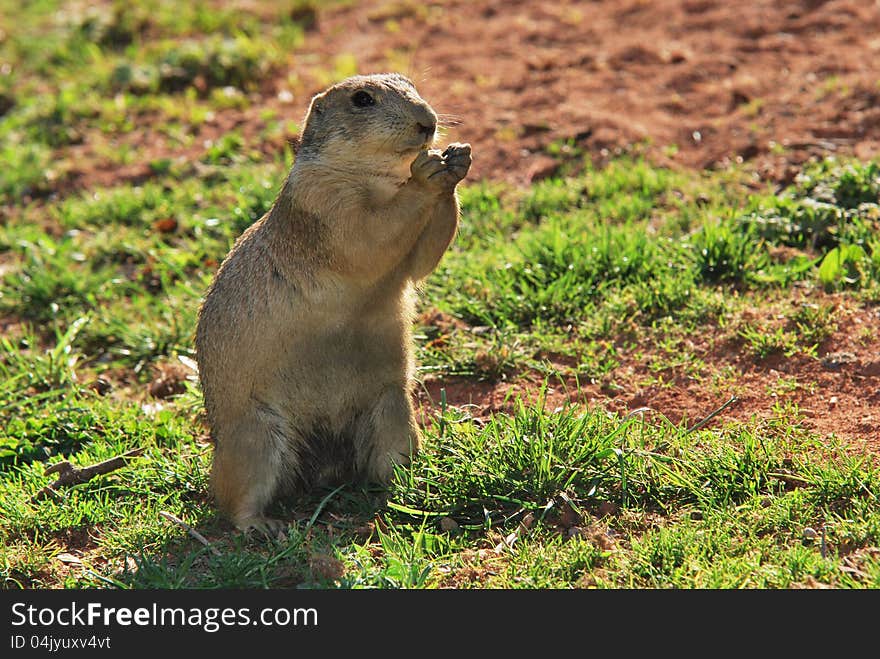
[195,73,471,531]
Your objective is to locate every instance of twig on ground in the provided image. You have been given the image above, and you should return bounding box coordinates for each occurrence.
[686,396,739,435]
[624,406,655,419]
[159,511,222,557]
[32,448,145,502]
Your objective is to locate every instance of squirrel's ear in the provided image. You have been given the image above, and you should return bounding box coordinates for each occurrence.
[310,91,327,115]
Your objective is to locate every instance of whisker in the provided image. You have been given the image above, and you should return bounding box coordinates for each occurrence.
[436,114,463,128]
[415,66,432,85]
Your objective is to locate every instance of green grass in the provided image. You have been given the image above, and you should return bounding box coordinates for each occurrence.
[3,394,878,589]
[0,0,311,203]
[2,152,879,589]
[1,0,879,590]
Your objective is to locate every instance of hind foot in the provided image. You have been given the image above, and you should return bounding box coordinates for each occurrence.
[236,515,289,541]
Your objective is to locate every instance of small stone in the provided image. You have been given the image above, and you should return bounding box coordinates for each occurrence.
[802,527,818,540]
[822,352,857,370]
[56,553,82,565]
[439,516,459,532]
[88,377,112,396]
[152,217,178,234]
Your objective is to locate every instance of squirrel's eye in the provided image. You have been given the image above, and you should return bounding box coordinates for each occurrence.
[351,91,375,108]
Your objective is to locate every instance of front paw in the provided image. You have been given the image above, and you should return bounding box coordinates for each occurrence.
[410,142,472,191]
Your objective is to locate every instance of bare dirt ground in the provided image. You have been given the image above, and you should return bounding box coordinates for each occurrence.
[49,0,880,447]
[63,0,880,190]
[414,293,880,450]
[304,0,880,185]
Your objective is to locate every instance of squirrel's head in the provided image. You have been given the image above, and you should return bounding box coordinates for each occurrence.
[296,73,438,170]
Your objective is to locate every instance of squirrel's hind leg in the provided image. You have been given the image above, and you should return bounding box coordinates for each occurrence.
[210,411,291,534]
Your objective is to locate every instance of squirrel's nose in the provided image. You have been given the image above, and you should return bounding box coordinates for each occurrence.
[417,121,436,139]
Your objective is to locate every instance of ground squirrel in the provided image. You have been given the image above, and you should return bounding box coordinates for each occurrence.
[195,73,471,532]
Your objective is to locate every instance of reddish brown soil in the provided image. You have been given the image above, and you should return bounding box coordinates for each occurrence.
[51,0,880,193]
[414,292,880,451]
[304,0,880,185]
[22,1,880,449]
